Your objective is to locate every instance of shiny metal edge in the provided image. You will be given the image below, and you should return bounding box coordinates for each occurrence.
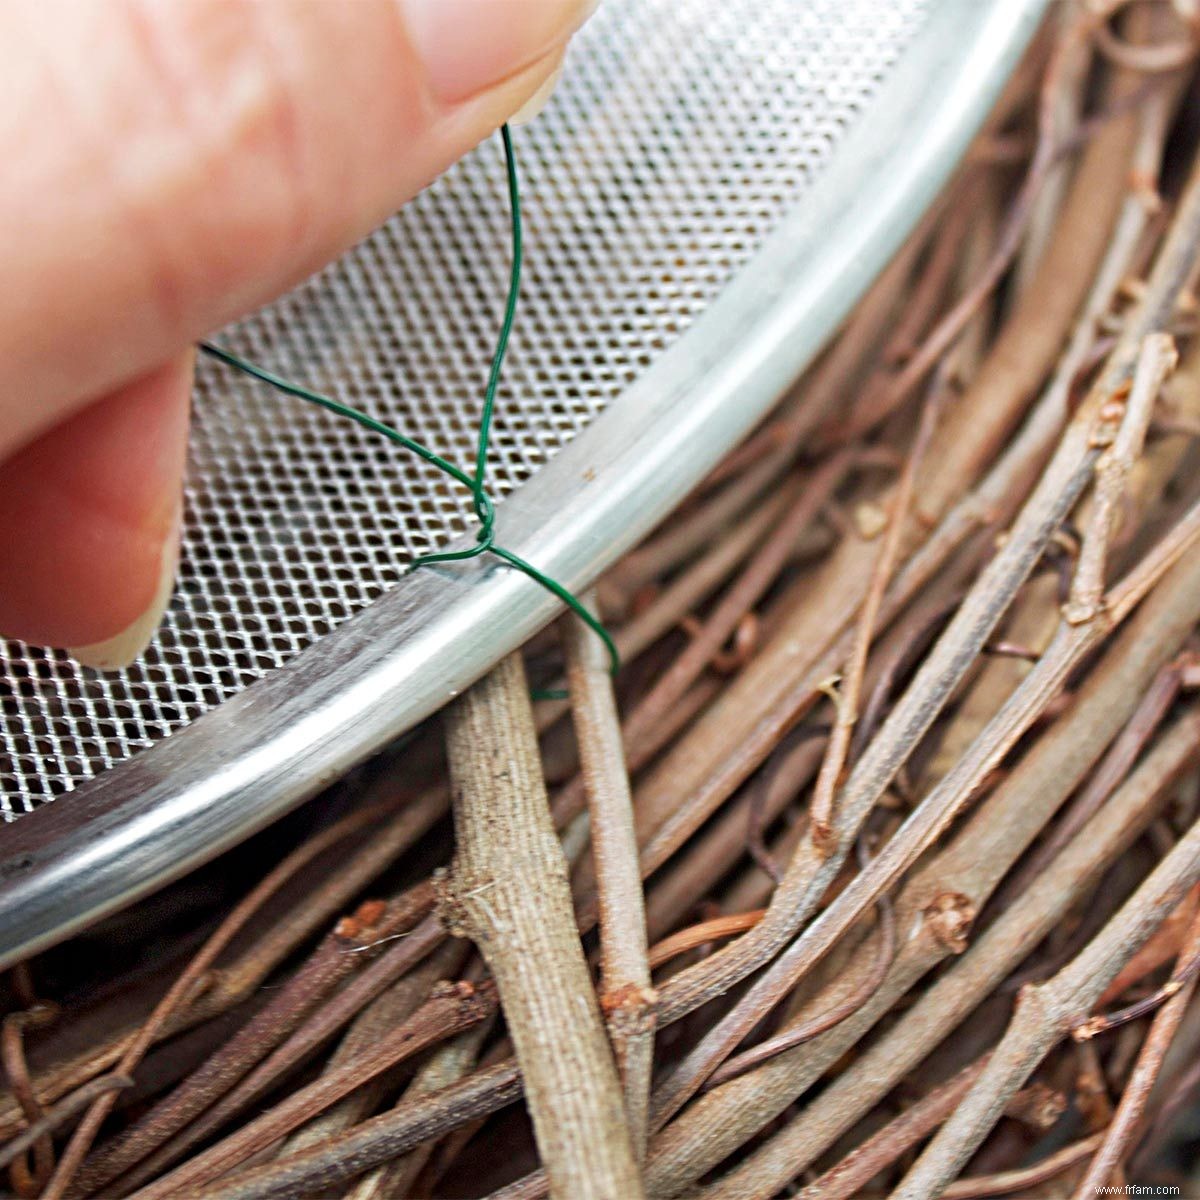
[0,0,1048,968]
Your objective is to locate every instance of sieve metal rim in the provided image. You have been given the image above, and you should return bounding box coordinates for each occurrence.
[0,0,1048,968]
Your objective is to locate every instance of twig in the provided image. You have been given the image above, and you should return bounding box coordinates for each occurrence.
[126,982,498,1199]
[612,450,795,593]
[791,1057,1080,1200]
[793,1059,986,1200]
[440,653,642,1199]
[621,453,852,766]
[3,1004,58,1196]
[705,846,896,1090]
[923,571,1058,788]
[1070,907,1200,1190]
[107,914,446,1194]
[705,214,937,482]
[1073,932,1200,1039]
[0,1076,132,1175]
[76,884,435,1195]
[1004,653,1186,898]
[177,1060,525,1200]
[809,375,946,852]
[1099,883,1200,1004]
[672,710,1200,1200]
[564,596,656,1162]
[648,137,1200,1127]
[343,1010,494,1200]
[884,190,978,367]
[0,783,440,1146]
[37,803,398,1200]
[828,11,1090,441]
[648,911,766,971]
[940,1133,1107,1198]
[279,937,470,1159]
[1012,1,1090,299]
[892,812,1200,1198]
[611,484,796,664]
[645,720,833,940]
[1064,331,1177,621]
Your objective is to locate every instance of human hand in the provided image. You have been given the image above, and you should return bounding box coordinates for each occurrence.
[0,0,592,667]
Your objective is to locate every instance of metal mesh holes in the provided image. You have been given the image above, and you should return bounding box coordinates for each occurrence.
[1,0,931,815]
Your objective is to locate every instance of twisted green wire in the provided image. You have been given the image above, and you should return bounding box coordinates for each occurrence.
[199,124,617,676]
[412,121,521,567]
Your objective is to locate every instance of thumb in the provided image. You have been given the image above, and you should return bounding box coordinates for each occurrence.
[0,0,593,457]
[0,0,590,664]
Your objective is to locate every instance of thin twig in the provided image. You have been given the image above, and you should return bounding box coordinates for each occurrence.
[1005,653,1187,897]
[0,785,436,1146]
[1070,902,1200,1195]
[0,1076,130,1176]
[670,709,1200,1200]
[791,1058,1085,1200]
[793,1060,986,1200]
[37,804,397,1200]
[648,140,1200,1127]
[827,12,1088,442]
[105,914,446,1194]
[705,843,897,1090]
[940,1133,1107,1199]
[810,373,947,851]
[279,938,470,1160]
[3,1005,58,1196]
[564,595,656,1163]
[1064,331,1177,621]
[1099,883,1200,1004]
[342,997,494,1200]
[177,1060,525,1200]
[76,884,435,1195]
[127,982,498,1199]
[648,911,766,971]
[893,813,1200,1198]
[621,453,853,767]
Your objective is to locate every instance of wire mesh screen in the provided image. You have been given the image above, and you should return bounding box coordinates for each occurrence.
[1,0,931,815]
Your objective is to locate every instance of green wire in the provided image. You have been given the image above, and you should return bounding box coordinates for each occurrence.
[412,122,519,565]
[198,342,473,492]
[198,124,618,677]
[475,123,521,514]
[492,545,619,674]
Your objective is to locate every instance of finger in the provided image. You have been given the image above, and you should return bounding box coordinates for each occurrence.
[0,0,593,458]
[0,353,192,663]
[510,48,567,127]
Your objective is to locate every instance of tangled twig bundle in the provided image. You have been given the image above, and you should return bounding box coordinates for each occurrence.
[7,4,1200,1198]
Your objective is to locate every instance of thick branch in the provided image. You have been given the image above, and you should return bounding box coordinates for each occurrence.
[441,653,641,1200]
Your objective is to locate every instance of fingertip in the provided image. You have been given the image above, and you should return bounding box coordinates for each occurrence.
[67,515,181,670]
[508,52,565,127]
[400,0,594,106]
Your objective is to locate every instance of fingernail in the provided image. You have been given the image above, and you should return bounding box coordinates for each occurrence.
[69,518,180,670]
[509,58,564,126]
[403,0,596,106]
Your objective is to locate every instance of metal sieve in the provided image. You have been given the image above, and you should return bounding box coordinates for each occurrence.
[0,0,1047,965]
